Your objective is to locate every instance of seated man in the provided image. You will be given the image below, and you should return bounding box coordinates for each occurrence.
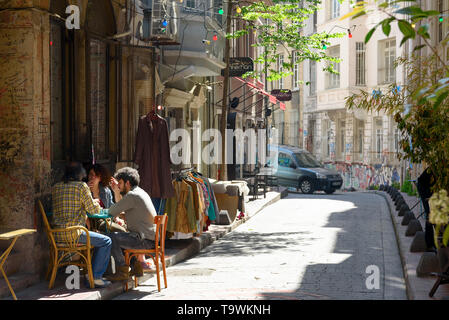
[52,162,112,288]
[106,167,157,281]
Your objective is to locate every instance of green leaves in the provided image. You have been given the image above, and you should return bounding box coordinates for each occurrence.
[365,28,376,44]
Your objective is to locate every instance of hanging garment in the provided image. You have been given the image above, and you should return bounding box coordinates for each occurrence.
[201,176,220,221]
[135,113,175,199]
[189,173,210,211]
[165,180,197,234]
[191,173,216,221]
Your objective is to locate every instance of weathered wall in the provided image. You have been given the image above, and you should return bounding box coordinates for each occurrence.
[0,6,51,276]
[324,161,401,190]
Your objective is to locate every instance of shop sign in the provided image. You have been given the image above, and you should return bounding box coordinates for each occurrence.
[271,89,292,101]
[222,57,254,77]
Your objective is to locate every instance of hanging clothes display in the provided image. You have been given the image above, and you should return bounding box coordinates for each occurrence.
[134,111,175,199]
[165,168,219,238]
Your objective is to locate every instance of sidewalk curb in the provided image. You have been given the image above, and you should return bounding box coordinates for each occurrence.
[374,190,413,300]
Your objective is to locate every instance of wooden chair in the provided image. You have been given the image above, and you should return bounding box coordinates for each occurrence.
[124,215,168,292]
[38,200,95,289]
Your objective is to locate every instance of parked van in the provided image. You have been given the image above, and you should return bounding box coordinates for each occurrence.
[267,145,343,194]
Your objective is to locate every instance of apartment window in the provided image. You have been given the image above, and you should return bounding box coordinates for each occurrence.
[356,42,366,86]
[293,52,299,90]
[309,60,316,95]
[326,46,340,89]
[358,128,364,153]
[278,54,284,89]
[340,121,345,156]
[378,39,396,84]
[376,129,383,158]
[328,0,340,19]
[394,128,400,153]
[186,0,195,8]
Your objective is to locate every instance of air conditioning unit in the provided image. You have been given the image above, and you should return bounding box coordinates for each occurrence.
[150,0,180,44]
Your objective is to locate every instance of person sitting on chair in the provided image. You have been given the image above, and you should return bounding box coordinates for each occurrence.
[52,162,112,288]
[106,167,157,281]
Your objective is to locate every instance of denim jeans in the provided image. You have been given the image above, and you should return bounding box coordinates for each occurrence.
[79,231,112,279]
[108,232,154,267]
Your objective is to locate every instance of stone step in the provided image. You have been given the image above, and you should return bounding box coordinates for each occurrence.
[0,272,40,300]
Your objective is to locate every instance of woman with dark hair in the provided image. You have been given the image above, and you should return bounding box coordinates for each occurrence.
[87,164,114,209]
[87,164,126,232]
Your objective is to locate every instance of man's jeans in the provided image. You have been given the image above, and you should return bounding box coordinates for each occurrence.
[79,231,112,279]
[109,232,154,267]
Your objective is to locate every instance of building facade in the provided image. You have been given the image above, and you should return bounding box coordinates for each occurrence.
[302,0,409,189]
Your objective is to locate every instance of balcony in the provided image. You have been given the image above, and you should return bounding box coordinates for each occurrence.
[161,1,226,77]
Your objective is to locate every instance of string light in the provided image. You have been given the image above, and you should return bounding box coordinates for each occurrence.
[213,33,218,41]
[236,6,242,14]
[218,8,224,14]
[439,16,444,23]
[162,19,168,27]
[321,41,327,50]
[348,29,352,38]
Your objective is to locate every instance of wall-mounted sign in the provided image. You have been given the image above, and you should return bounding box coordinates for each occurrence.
[222,57,254,77]
[271,89,292,101]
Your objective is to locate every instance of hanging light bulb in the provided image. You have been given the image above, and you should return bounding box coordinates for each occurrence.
[218,8,224,14]
[348,29,352,38]
[236,6,242,14]
[439,16,444,23]
[321,41,327,50]
[162,19,168,27]
[213,33,218,41]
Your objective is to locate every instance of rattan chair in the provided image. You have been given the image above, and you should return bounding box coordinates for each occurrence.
[124,215,168,292]
[38,200,95,289]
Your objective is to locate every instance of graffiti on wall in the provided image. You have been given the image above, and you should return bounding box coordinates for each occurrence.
[324,162,401,190]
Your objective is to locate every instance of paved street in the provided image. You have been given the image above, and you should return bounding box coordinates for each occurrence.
[115,192,407,300]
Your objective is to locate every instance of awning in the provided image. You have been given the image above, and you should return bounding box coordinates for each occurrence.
[234,77,285,111]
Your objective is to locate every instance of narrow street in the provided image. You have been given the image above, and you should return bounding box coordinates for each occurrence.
[115,192,407,300]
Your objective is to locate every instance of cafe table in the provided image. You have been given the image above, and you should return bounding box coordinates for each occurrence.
[87,209,113,233]
[0,228,36,300]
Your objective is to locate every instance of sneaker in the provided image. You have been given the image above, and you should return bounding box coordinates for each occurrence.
[141,261,152,272]
[84,276,111,288]
[93,278,111,288]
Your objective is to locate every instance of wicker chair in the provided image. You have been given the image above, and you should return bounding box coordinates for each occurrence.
[124,215,168,292]
[38,200,95,289]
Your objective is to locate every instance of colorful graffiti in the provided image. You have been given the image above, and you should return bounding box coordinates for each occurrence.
[324,161,401,190]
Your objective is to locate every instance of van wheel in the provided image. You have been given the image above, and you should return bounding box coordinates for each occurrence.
[325,188,335,194]
[299,178,314,194]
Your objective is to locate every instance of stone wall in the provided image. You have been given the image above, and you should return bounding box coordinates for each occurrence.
[0,6,51,276]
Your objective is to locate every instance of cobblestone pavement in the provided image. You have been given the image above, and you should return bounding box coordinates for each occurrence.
[114,192,407,300]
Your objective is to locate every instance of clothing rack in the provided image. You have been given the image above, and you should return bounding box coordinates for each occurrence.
[171,167,197,179]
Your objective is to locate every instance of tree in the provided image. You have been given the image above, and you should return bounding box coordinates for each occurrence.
[231,0,344,82]
[217,0,344,180]
[343,0,449,248]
